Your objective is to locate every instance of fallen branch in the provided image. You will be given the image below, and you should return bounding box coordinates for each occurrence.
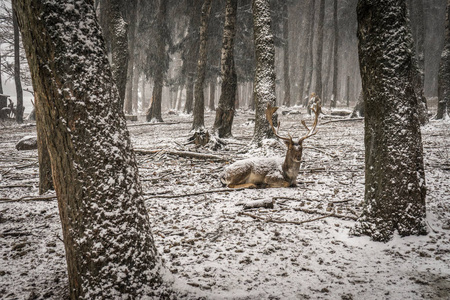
[0,184,35,189]
[135,149,226,161]
[322,117,364,125]
[144,187,246,199]
[238,211,333,225]
[293,207,358,220]
[0,231,32,237]
[127,122,181,127]
[0,194,57,204]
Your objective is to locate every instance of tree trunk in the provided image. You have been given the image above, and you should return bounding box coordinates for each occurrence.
[0,53,7,119]
[107,0,129,110]
[193,0,213,131]
[13,8,23,124]
[214,0,238,138]
[282,1,290,107]
[13,0,164,298]
[184,80,194,114]
[302,0,315,106]
[147,0,167,122]
[209,79,216,111]
[312,0,325,101]
[331,0,339,108]
[353,0,427,242]
[438,0,450,119]
[132,59,140,112]
[252,0,276,145]
[124,0,137,115]
[34,93,54,194]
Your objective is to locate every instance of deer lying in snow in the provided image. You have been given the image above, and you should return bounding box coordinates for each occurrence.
[221,103,320,188]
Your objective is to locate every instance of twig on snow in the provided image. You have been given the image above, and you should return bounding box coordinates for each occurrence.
[238,211,334,225]
[321,117,364,125]
[135,149,227,161]
[144,187,247,199]
[0,194,57,204]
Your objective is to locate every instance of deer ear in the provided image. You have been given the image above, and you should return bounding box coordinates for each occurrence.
[284,140,292,148]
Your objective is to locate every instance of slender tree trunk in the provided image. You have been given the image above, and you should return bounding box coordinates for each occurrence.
[353,0,427,242]
[13,1,164,298]
[214,0,238,138]
[438,0,450,119]
[147,0,167,122]
[124,0,137,114]
[13,9,23,124]
[312,0,325,101]
[193,0,213,130]
[184,81,194,113]
[252,0,276,145]
[0,53,7,118]
[331,0,339,108]
[282,1,290,107]
[302,0,315,106]
[209,79,216,111]
[107,0,129,110]
[132,61,140,112]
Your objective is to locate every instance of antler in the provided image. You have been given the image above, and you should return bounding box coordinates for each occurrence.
[266,103,292,142]
[299,103,320,143]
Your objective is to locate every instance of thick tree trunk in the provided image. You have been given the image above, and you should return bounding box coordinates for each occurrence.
[282,1,290,107]
[107,0,129,110]
[438,0,450,119]
[252,0,276,145]
[193,0,213,131]
[331,0,339,108]
[312,0,325,101]
[214,0,238,138]
[13,9,23,124]
[353,0,427,242]
[14,0,163,298]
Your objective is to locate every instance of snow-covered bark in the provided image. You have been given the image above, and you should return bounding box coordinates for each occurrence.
[192,0,213,131]
[214,0,238,138]
[353,0,427,242]
[13,0,163,298]
[438,0,450,119]
[252,0,276,145]
[35,94,53,194]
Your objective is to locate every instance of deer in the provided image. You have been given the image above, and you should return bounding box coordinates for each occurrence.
[220,103,320,189]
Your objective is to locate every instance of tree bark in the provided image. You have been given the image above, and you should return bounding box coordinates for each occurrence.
[282,1,290,107]
[312,0,325,102]
[13,8,23,124]
[35,94,53,194]
[438,0,450,119]
[214,0,238,138]
[124,0,137,115]
[301,0,315,106]
[331,0,339,108]
[353,0,427,242]
[252,0,276,145]
[107,0,129,110]
[13,0,163,298]
[192,0,213,131]
[209,79,216,111]
[0,53,7,118]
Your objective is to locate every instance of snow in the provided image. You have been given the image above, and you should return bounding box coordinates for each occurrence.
[1,108,449,299]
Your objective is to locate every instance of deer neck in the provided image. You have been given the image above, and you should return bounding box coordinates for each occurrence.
[282,152,301,182]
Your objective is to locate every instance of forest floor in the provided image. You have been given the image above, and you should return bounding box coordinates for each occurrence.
[0,106,449,300]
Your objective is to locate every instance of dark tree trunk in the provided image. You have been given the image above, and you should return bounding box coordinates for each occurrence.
[282,1,290,107]
[184,80,194,114]
[209,80,216,111]
[107,0,129,110]
[0,53,7,118]
[353,0,427,242]
[214,0,238,138]
[13,0,163,298]
[147,0,167,122]
[193,0,213,131]
[312,0,325,101]
[331,0,339,108]
[438,0,450,119]
[252,0,276,145]
[13,9,23,124]
[124,0,137,115]
[301,0,315,106]
[35,95,53,194]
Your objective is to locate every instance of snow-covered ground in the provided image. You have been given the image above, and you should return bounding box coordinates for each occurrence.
[1,108,449,299]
